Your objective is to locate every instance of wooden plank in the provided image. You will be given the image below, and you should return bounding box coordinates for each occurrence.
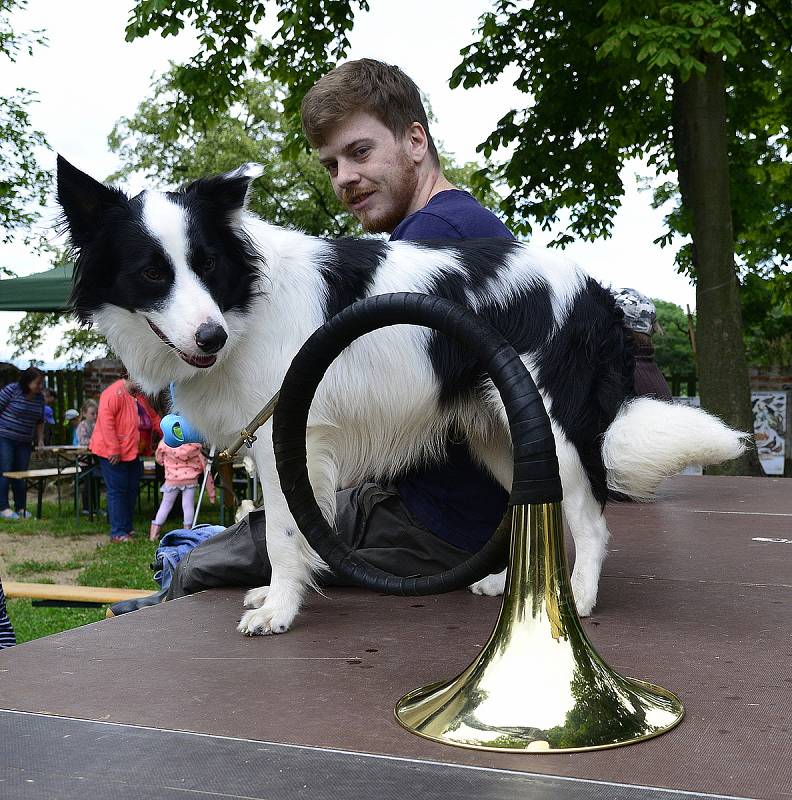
[2,467,78,479]
[5,582,152,603]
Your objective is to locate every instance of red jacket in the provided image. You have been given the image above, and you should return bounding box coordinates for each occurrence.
[90,380,139,461]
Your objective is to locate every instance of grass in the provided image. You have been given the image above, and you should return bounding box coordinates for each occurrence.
[6,600,106,644]
[10,558,89,575]
[2,494,234,644]
[6,505,108,537]
[78,535,160,589]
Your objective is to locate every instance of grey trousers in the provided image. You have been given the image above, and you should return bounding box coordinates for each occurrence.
[165,483,474,600]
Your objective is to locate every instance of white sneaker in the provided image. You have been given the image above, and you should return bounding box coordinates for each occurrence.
[0,509,19,520]
[17,510,32,519]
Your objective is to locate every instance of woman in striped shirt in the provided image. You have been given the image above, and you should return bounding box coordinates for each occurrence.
[0,366,46,520]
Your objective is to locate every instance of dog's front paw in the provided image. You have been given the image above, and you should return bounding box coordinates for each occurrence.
[237,592,300,636]
[571,566,597,617]
[243,585,270,608]
[468,570,506,597]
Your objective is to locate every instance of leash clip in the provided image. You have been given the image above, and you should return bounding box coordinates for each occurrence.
[241,428,257,449]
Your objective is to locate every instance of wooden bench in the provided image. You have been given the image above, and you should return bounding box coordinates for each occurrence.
[1,467,78,519]
[4,582,153,608]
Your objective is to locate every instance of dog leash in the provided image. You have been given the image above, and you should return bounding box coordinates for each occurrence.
[218,390,280,462]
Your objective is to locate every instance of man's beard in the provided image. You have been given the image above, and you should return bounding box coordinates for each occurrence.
[345,153,419,234]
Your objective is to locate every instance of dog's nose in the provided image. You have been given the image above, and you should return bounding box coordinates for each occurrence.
[195,322,228,354]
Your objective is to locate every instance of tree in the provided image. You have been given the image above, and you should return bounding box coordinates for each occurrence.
[6,310,112,367]
[741,271,792,368]
[448,1,789,475]
[653,298,696,379]
[0,0,50,272]
[108,71,357,237]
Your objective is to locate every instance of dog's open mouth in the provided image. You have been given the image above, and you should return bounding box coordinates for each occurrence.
[146,319,217,369]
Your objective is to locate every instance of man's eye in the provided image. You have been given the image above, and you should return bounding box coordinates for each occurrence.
[143,267,165,282]
[354,148,370,159]
[325,163,338,176]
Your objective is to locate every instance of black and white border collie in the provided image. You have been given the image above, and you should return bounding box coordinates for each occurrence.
[56,156,746,635]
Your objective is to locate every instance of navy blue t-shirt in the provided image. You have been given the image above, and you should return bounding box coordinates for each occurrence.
[390,190,512,553]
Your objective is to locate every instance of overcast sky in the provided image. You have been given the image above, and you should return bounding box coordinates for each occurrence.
[0,0,696,366]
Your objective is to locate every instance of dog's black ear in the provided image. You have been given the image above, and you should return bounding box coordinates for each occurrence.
[184,163,264,215]
[56,155,127,246]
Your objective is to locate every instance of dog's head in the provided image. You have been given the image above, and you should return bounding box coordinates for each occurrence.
[56,156,263,390]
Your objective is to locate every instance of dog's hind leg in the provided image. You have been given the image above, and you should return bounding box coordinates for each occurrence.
[554,434,611,616]
[237,427,333,636]
[466,395,610,616]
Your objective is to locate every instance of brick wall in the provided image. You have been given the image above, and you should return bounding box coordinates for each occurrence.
[82,358,125,400]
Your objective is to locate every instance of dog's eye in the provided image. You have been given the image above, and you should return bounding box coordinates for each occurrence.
[204,256,216,273]
[143,267,165,282]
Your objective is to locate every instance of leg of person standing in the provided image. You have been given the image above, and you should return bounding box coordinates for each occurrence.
[10,439,32,517]
[181,486,196,529]
[0,436,15,517]
[123,458,142,538]
[99,457,130,541]
[150,486,179,540]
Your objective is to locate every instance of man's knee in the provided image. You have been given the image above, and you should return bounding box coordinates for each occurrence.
[166,516,270,600]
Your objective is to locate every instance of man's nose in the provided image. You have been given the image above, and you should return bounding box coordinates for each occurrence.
[195,322,228,354]
[335,160,360,188]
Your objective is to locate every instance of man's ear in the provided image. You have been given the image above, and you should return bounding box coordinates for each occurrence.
[407,123,429,164]
[184,163,264,215]
[56,155,127,246]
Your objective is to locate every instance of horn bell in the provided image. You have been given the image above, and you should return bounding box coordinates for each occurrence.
[395,503,684,752]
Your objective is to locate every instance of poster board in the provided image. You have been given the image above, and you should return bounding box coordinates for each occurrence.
[751,392,787,476]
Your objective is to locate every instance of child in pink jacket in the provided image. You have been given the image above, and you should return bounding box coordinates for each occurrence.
[150,441,215,540]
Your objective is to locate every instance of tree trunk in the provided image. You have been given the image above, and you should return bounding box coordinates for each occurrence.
[671,54,762,475]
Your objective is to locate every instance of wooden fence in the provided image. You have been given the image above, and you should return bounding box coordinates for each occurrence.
[44,369,85,445]
[666,373,697,398]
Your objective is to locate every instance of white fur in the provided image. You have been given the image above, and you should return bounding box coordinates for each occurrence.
[93,195,746,633]
[602,398,751,500]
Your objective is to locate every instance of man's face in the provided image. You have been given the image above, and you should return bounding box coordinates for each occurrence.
[317,111,420,234]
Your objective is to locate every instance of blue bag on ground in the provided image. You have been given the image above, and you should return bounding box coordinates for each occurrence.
[152,525,225,591]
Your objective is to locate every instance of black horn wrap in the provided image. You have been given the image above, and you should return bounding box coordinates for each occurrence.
[272,292,562,595]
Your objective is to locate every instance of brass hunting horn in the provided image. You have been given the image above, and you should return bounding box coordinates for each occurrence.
[252,292,683,752]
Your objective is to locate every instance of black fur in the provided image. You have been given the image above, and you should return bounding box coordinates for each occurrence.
[319,238,388,318]
[535,279,630,506]
[418,242,632,509]
[58,155,261,323]
[174,183,261,314]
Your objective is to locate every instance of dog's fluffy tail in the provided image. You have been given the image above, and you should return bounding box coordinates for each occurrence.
[601,397,750,500]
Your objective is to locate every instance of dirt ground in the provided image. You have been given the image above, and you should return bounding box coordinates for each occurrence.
[0,533,106,584]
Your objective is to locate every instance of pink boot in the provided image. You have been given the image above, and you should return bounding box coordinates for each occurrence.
[149,522,162,541]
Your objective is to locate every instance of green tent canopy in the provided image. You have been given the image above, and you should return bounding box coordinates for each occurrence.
[0,263,74,312]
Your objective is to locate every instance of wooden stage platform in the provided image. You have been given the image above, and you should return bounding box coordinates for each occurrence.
[1,476,789,799]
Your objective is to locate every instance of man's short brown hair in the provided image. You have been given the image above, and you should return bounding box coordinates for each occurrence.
[301,58,439,164]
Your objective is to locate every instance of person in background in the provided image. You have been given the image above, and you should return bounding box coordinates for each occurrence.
[75,399,98,447]
[0,366,46,520]
[64,408,80,445]
[42,387,57,445]
[150,440,215,540]
[75,399,99,514]
[613,288,673,401]
[90,375,143,542]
